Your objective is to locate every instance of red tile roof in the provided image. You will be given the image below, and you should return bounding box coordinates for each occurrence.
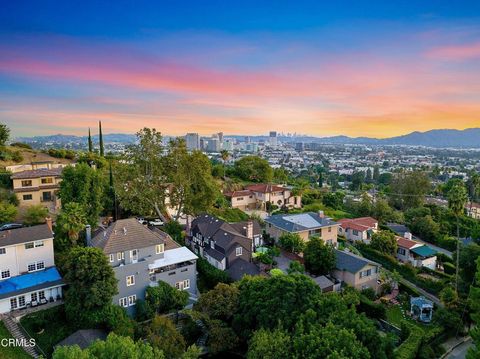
[338,217,377,232]
[245,184,286,193]
[396,236,420,249]
[227,190,253,198]
[11,168,63,179]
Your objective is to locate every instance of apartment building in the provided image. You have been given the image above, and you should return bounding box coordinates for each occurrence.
[265,211,339,246]
[226,184,301,211]
[0,221,64,314]
[89,218,197,316]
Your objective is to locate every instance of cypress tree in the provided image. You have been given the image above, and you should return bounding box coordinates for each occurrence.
[88,128,93,152]
[99,121,104,156]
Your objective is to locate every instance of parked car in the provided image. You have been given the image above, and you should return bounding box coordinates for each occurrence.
[149,219,164,226]
[137,217,147,225]
[0,223,23,231]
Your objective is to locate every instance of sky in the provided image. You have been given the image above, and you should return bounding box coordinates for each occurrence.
[1,1,480,138]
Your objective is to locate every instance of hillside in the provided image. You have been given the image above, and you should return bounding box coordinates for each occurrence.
[0,146,74,170]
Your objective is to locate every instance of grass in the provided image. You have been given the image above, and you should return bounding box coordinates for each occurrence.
[0,321,31,359]
[386,305,405,327]
[20,305,77,358]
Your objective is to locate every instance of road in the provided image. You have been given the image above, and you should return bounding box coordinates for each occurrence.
[445,338,473,359]
[397,277,442,306]
[412,235,453,258]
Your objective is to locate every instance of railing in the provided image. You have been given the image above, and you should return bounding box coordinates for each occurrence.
[16,317,47,358]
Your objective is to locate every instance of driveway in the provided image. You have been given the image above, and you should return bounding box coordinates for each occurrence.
[445,338,473,359]
[274,252,294,273]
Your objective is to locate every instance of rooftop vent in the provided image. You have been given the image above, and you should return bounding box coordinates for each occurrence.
[123,227,127,235]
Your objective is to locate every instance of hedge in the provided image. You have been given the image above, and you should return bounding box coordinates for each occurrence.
[394,323,424,359]
[357,295,386,320]
[443,262,456,276]
[419,266,453,280]
[197,258,232,291]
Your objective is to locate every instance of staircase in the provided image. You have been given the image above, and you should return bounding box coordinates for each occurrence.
[1,315,40,358]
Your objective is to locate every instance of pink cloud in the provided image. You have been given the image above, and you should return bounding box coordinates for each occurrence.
[426,41,480,61]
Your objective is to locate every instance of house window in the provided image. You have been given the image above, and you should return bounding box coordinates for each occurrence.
[397,248,406,255]
[39,291,45,300]
[360,269,372,278]
[109,254,114,262]
[25,243,34,250]
[10,298,17,310]
[126,275,135,286]
[119,297,128,307]
[328,227,332,232]
[117,252,124,260]
[183,279,190,289]
[155,244,164,254]
[0,248,5,255]
[31,293,38,302]
[181,268,188,272]
[236,197,244,201]
[353,229,359,236]
[130,249,138,262]
[18,296,25,307]
[28,263,36,272]
[28,261,44,272]
[23,194,33,201]
[236,247,243,256]
[128,295,137,306]
[168,271,176,276]
[21,180,32,187]
[1,270,10,279]
[42,191,52,202]
[36,261,45,270]
[41,178,53,184]
[34,241,44,248]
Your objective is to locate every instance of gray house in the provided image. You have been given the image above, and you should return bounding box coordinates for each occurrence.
[89,218,198,315]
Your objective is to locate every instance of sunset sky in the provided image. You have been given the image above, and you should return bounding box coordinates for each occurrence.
[1,1,480,138]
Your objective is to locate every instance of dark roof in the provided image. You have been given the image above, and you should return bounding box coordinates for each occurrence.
[226,258,260,281]
[335,250,380,274]
[230,221,262,237]
[386,223,410,236]
[91,218,165,254]
[56,329,108,349]
[150,227,180,250]
[265,212,338,233]
[205,247,225,261]
[11,168,63,179]
[0,223,53,247]
[312,275,335,289]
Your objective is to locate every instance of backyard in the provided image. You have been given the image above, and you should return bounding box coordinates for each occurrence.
[0,321,31,359]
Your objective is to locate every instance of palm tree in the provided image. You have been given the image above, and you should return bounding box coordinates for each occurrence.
[57,202,88,246]
[448,183,468,293]
[468,172,480,214]
[220,150,230,179]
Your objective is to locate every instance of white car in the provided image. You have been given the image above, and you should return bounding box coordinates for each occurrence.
[137,217,147,225]
[149,219,164,226]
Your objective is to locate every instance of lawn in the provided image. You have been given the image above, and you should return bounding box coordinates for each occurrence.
[386,305,406,327]
[20,305,77,357]
[0,321,31,359]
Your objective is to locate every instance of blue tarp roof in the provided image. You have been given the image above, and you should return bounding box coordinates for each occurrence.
[410,245,436,257]
[0,267,62,297]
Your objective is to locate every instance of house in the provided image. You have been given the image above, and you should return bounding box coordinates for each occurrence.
[226,184,301,211]
[10,163,67,212]
[89,218,197,316]
[0,220,65,314]
[264,211,339,246]
[466,202,480,220]
[338,217,378,243]
[187,214,261,278]
[333,250,381,293]
[396,235,437,270]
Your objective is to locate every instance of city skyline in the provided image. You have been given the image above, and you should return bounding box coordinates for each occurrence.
[1,1,480,137]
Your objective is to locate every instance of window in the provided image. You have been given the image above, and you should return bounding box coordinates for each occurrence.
[25,242,34,250]
[0,248,5,255]
[42,191,52,202]
[117,252,124,260]
[360,269,372,278]
[36,261,45,270]
[31,292,38,302]
[328,227,332,233]
[183,279,190,289]
[155,244,164,254]
[235,247,243,256]
[119,297,128,307]
[181,268,188,272]
[34,241,44,248]
[23,194,33,201]
[128,295,137,306]
[109,254,114,262]
[41,178,53,184]
[126,275,135,286]
[28,263,36,272]
[1,270,10,279]
[353,229,359,236]
[28,261,44,272]
[397,248,406,255]
[236,197,244,201]
[39,291,45,300]
[130,249,138,262]
[18,296,25,307]
[21,180,32,187]
[168,271,176,276]
[10,298,17,310]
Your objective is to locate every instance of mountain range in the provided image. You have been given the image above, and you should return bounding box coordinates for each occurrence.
[16,128,480,148]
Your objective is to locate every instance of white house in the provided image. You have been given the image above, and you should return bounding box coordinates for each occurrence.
[338,217,378,243]
[396,234,437,270]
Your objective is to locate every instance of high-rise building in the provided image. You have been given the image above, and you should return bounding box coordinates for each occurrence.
[185,133,200,150]
[207,138,220,152]
[217,132,224,143]
[269,131,278,147]
[295,142,304,151]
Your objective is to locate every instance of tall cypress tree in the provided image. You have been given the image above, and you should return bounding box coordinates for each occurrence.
[99,121,104,156]
[88,128,93,152]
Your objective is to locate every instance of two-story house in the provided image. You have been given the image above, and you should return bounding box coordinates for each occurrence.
[226,184,301,211]
[333,250,381,293]
[264,211,339,246]
[338,217,378,243]
[0,220,64,314]
[396,235,437,270]
[466,202,480,220]
[10,164,65,212]
[187,214,261,280]
[88,218,197,316]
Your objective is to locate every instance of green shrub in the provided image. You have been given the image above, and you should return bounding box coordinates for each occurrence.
[394,323,424,359]
[197,258,232,291]
[357,295,386,319]
[443,262,456,275]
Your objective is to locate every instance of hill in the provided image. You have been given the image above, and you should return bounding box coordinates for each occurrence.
[0,146,74,170]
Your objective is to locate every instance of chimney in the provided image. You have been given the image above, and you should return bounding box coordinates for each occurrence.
[45,217,53,233]
[318,210,325,218]
[86,225,92,246]
[404,232,412,240]
[246,220,254,240]
[186,215,192,235]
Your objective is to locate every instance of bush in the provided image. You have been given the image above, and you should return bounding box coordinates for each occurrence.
[278,232,305,254]
[197,258,232,291]
[394,323,424,359]
[357,295,386,319]
[10,142,32,149]
[443,262,456,275]
[23,205,49,225]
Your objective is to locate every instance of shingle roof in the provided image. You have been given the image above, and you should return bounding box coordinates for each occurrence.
[396,236,420,250]
[226,190,253,198]
[56,329,108,350]
[245,184,286,193]
[335,250,380,274]
[0,223,53,247]
[91,218,164,254]
[11,168,63,179]
[312,275,334,289]
[226,258,260,281]
[265,212,338,232]
[205,247,225,261]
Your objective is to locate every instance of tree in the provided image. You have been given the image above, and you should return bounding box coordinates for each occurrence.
[322,191,345,210]
[287,260,305,274]
[194,283,239,321]
[146,316,186,359]
[467,258,480,358]
[98,121,104,156]
[389,170,431,210]
[56,202,87,246]
[303,237,336,275]
[206,318,239,354]
[351,171,365,191]
[373,165,380,183]
[220,149,230,179]
[144,281,188,317]
[163,220,184,244]
[63,247,118,325]
[233,156,273,183]
[448,182,468,292]
[0,201,17,223]
[53,333,165,359]
[278,232,305,254]
[88,128,93,153]
[247,328,292,359]
[59,163,105,227]
[459,243,480,288]
[439,286,458,309]
[366,168,373,183]
[370,230,397,256]
[23,205,48,225]
[372,198,394,224]
[0,123,10,146]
